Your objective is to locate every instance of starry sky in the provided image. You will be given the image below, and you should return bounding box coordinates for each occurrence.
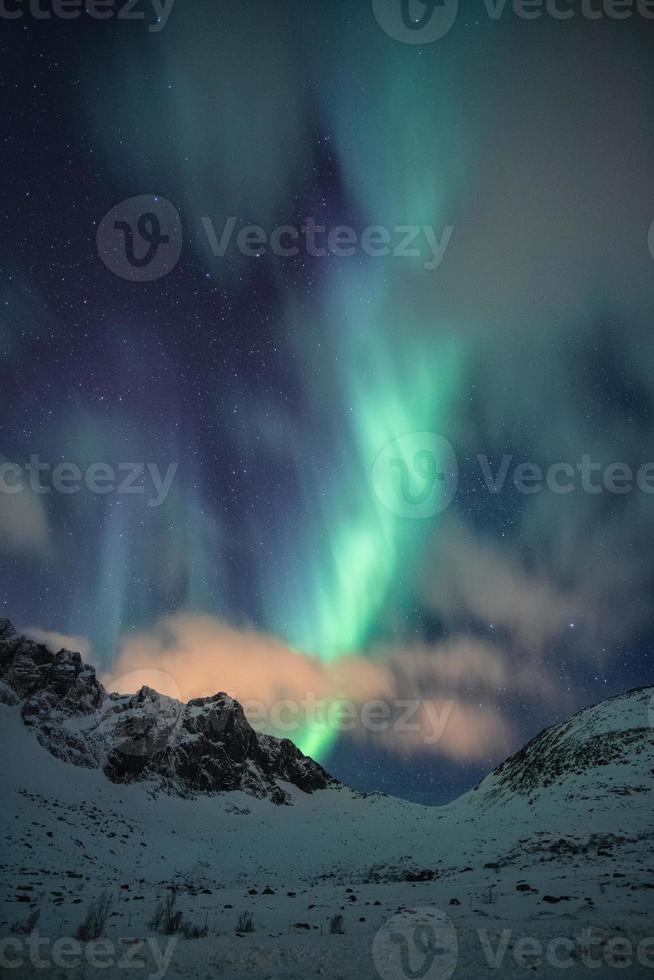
[1,0,653,804]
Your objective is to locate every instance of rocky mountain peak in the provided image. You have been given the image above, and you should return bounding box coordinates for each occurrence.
[474,685,654,805]
[0,619,336,804]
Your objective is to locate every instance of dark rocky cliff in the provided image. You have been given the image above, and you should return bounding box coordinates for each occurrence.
[0,618,335,804]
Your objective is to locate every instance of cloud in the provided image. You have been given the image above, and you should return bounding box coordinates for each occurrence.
[102,611,518,764]
[22,611,522,764]
[385,700,513,763]
[385,636,555,701]
[422,520,577,655]
[22,627,91,660]
[0,462,50,557]
[105,611,394,710]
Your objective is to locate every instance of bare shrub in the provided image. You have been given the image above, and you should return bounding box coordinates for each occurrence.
[75,892,112,941]
[329,913,345,934]
[235,911,254,934]
[481,885,498,905]
[150,887,182,934]
[11,908,40,934]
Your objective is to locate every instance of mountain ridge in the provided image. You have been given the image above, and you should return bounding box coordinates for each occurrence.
[1,619,653,978]
[473,683,654,805]
[0,618,335,804]
[1,615,653,817]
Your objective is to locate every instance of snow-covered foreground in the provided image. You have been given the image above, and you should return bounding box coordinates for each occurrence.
[2,687,653,978]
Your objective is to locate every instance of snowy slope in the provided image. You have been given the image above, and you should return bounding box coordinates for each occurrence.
[1,620,653,978]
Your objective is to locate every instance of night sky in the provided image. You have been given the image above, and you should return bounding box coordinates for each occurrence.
[2,0,653,804]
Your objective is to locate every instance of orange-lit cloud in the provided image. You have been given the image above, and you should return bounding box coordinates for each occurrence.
[104,611,394,708]
[375,699,513,762]
[98,611,516,764]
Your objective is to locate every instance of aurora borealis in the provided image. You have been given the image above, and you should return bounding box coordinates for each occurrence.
[2,0,653,802]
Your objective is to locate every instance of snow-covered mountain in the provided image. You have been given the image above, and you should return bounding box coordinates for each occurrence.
[474,685,653,807]
[1,619,653,978]
[0,618,333,804]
